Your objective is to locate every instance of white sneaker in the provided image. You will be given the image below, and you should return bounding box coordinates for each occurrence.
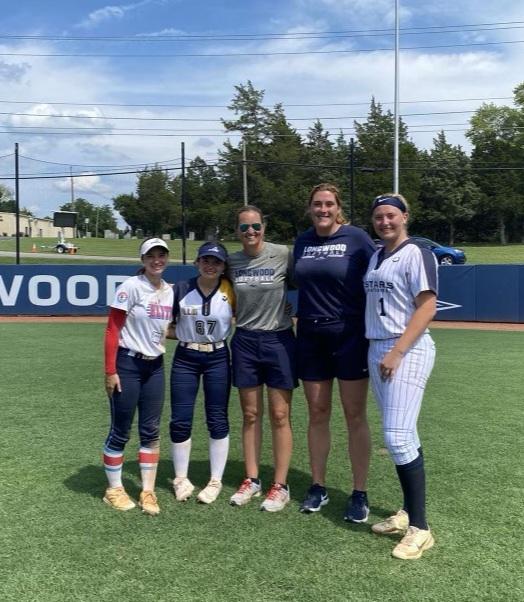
[230,478,262,506]
[260,483,290,512]
[173,477,195,501]
[392,526,435,560]
[197,478,222,504]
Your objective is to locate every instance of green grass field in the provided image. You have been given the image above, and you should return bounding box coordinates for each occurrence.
[0,237,523,264]
[1,325,522,602]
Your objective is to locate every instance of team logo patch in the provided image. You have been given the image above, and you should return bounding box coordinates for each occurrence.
[117,291,128,303]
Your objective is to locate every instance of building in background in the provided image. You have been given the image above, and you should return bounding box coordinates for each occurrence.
[0,212,75,238]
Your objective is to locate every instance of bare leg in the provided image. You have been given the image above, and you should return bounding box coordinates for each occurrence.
[267,387,293,484]
[304,380,333,486]
[339,378,370,491]
[239,386,264,478]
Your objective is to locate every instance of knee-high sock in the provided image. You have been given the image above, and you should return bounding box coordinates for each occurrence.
[171,438,192,478]
[396,452,427,530]
[139,446,160,492]
[103,447,124,488]
[209,435,229,481]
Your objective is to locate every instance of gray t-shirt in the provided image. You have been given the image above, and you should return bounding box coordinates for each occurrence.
[228,242,293,331]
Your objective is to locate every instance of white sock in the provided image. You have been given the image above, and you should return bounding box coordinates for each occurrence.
[103,448,123,489]
[139,446,159,492]
[171,438,191,478]
[209,435,229,481]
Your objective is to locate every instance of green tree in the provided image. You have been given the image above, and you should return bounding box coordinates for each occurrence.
[113,167,180,236]
[418,132,480,244]
[353,98,422,227]
[60,198,117,236]
[466,99,524,244]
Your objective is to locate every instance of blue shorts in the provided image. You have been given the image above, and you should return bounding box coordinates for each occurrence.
[231,327,298,390]
[297,318,369,381]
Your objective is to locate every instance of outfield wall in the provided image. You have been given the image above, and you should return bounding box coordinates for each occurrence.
[0,264,523,322]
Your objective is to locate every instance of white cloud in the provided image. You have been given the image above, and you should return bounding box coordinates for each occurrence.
[53,174,113,196]
[77,0,159,29]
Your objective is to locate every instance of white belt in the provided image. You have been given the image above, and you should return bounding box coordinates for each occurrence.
[179,341,225,353]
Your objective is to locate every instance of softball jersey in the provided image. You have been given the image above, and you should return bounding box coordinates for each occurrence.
[110,274,174,357]
[172,277,235,343]
[364,239,438,340]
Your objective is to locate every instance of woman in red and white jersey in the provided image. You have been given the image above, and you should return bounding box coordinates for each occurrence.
[103,237,173,516]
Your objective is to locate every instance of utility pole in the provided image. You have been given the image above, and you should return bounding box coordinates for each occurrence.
[349,137,355,224]
[15,143,20,265]
[242,140,248,206]
[181,141,187,265]
[393,0,400,193]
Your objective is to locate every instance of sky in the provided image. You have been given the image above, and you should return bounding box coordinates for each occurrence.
[0,0,523,224]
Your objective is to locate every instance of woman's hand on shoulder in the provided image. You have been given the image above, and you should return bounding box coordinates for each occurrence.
[105,373,121,397]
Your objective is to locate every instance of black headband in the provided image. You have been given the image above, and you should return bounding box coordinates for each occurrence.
[371,196,407,214]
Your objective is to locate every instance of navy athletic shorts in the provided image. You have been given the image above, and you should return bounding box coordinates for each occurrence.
[231,327,298,390]
[296,317,369,381]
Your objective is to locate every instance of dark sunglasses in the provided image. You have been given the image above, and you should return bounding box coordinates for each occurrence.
[239,222,262,233]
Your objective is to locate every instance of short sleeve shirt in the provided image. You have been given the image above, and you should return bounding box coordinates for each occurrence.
[111,274,174,356]
[172,277,235,343]
[364,239,438,339]
[228,242,293,331]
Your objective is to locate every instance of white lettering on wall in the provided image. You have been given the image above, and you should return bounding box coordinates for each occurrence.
[0,275,23,306]
[66,275,98,306]
[28,275,60,306]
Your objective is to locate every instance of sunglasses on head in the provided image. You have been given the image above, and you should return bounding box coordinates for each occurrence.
[239,222,262,233]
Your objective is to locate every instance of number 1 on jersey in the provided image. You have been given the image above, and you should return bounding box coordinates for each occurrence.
[379,297,386,317]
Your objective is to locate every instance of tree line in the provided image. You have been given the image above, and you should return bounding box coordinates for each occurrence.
[5,81,523,245]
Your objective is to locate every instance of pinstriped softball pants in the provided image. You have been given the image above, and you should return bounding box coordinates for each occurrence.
[369,334,435,465]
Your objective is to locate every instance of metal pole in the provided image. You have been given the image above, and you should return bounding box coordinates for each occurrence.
[181,141,187,265]
[242,140,248,206]
[15,143,20,264]
[349,137,355,224]
[95,207,99,238]
[70,166,77,237]
[393,0,400,193]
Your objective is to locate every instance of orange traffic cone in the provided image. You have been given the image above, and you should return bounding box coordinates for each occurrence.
[31,243,37,252]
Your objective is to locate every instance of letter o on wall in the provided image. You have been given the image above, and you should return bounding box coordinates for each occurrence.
[28,275,60,306]
[67,275,98,306]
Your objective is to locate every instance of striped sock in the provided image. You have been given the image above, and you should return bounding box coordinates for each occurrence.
[139,446,160,492]
[103,447,124,489]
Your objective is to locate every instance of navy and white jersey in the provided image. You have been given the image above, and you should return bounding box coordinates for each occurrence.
[111,274,174,357]
[172,277,235,343]
[364,239,438,339]
[293,225,376,320]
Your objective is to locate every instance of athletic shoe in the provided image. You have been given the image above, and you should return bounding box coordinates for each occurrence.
[103,486,136,511]
[138,490,160,516]
[173,477,195,501]
[260,483,290,512]
[392,526,434,560]
[197,478,223,504]
[371,509,409,535]
[299,483,329,513]
[344,490,370,523]
[230,478,262,506]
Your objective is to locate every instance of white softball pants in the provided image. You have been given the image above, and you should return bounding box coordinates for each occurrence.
[369,334,436,465]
